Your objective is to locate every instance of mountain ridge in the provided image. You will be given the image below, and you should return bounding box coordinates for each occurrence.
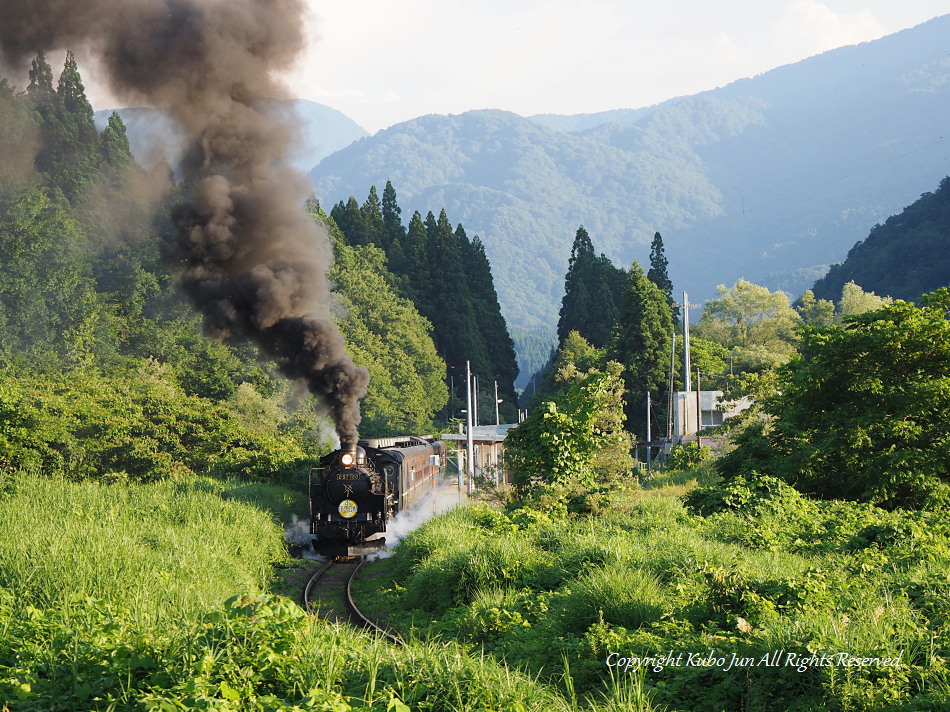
[310,14,950,354]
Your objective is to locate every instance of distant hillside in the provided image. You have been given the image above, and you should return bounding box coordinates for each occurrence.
[310,15,950,347]
[812,176,950,303]
[95,99,368,174]
[528,106,660,133]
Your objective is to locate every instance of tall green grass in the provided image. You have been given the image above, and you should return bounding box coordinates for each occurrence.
[0,474,286,626]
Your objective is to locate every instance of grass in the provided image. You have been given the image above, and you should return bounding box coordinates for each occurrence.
[7,454,950,711]
[0,471,633,711]
[0,474,288,625]
[348,464,950,712]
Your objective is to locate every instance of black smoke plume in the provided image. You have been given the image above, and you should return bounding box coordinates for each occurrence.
[0,0,369,443]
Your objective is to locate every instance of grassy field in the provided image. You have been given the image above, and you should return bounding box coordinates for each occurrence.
[352,465,950,712]
[0,472,643,711]
[5,457,950,711]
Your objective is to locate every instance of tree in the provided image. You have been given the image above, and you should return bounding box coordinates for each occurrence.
[504,360,632,498]
[26,51,53,104]
[99,111,133,171]
[838,281,892,318]
[29,51,100,203]
[694,279,801,372]
[0,189,105,369]
[330,196,368,246]
[361,185,384,246]
[717,289,950,509]
[557,226,625,349]
[794,289,835,328]
[0,77,40,195]
[531,330,602,401]
[422,210,491,398]
[608,262,673,438]
[558,226,595,345]
[647,231,679,322]
[309,203,448,435]
[461,230,519,422]
[380,180,404,251]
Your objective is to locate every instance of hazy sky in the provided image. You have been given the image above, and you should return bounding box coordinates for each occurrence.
[279,0,946,133]
[70,1,945,134]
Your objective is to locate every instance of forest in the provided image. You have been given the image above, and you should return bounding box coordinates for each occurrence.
[0,51,522,457]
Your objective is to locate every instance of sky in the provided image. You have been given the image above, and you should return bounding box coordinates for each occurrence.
[73,0,947,135]
[278,0,947,133]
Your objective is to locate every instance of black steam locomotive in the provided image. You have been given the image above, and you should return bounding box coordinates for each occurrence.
[309,437,445,557]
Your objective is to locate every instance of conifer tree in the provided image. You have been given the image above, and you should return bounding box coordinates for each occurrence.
[330,196,368,246]
[425,211,490,400]
[558,226,596,345]
[29,52,100,203]
[401,211,430,303]
[461,229,519,422]
[57,51,95,128]
[381,180,404,250]
[99,111,133,171]
[609,261,674,437]
[27,51,54,104]
[558,226,626,349]
[361,185,384,246]
[647,231,679,322]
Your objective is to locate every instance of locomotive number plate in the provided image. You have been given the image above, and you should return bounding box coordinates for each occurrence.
[338,499,358,518]
[336,472,362,480]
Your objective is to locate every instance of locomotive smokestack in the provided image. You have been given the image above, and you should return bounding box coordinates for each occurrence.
[0,0,369,443]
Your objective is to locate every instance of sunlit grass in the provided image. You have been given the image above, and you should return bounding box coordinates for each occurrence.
[0,474,287,627]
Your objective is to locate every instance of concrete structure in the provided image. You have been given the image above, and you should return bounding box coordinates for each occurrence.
[672,390,752,441]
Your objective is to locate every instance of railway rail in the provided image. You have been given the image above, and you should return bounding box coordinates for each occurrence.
[303,558,404,646]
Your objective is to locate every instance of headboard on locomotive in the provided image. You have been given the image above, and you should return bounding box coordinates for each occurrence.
[361,437,445,512]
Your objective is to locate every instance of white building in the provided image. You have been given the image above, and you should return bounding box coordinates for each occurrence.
[672,390,751,441]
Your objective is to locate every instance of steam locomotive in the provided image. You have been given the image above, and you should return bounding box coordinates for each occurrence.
[309,437,445,557]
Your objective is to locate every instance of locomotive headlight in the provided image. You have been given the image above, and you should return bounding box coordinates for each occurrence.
[338,499,358,518]
[340,452,355,467]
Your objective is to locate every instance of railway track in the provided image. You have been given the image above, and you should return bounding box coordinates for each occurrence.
[303,558,404,646]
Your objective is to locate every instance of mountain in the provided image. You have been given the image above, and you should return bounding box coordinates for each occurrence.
[811,176,950,303]
[94,99,368,174]
[309,14,950,374]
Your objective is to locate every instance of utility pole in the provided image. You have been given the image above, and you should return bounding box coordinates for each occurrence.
[465,361,474,496]
[667,331,676,440]
[473,375,479,428]
[683,291,691,393]
[494,380,501,426]
[646,391,652,467]
[695,368,702,447]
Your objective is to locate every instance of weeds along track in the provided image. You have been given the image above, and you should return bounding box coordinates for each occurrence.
[304,559,405,646]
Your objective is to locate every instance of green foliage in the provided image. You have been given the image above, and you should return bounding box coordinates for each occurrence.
[0,188,108,370]
[0,474,582,712]
[505,361,632,498]
[0,367,309,484]
[557,226,627,349]
[608,262,673,437]
[793,289,834,327]
[719,289,950,509]
[667,441,712,470]
[527,330,603,409]
[647,231,678,322]
[837,279,892,318]
[813,176,950,304]
[330,186,519,424]
[369,470,950,712]
[0,77,40,195]
[694,279,801,372]
[324,216,448,436]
